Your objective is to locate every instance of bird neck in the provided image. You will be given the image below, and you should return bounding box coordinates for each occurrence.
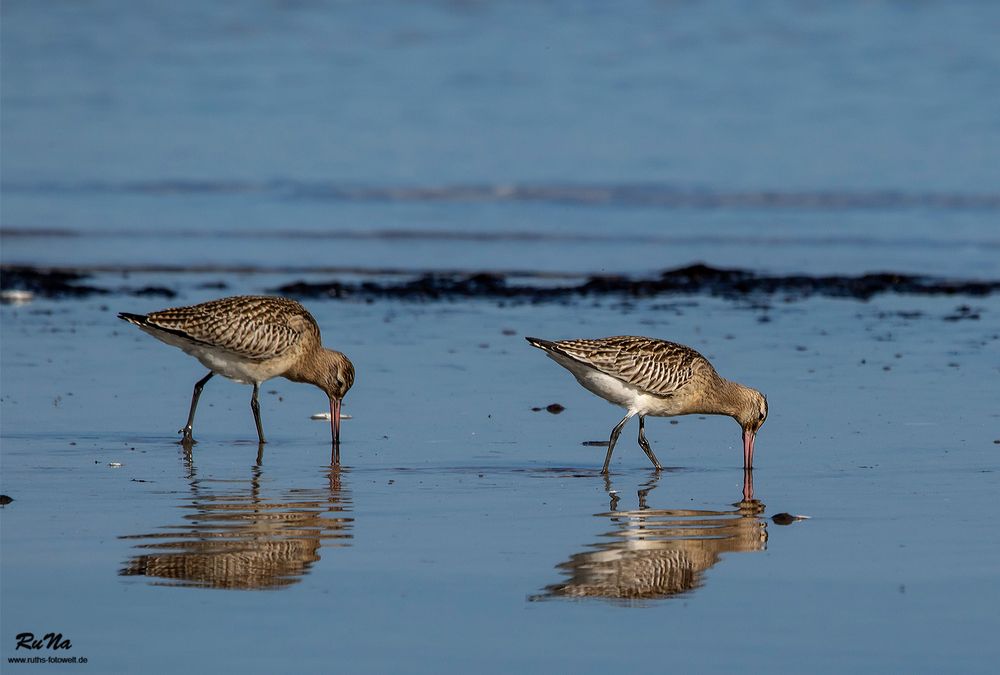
[285,347,350,389]
[701,376,753,419]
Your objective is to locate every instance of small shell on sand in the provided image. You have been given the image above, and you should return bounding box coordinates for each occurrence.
[1,289,34,304]
[310,412,353,420]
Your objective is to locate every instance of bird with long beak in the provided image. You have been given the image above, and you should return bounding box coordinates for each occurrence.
[119,296,354,449]
[526,336,767,473]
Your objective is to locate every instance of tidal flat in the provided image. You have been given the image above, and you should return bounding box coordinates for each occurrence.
[4,1,1000,670]
[2,281,998,673]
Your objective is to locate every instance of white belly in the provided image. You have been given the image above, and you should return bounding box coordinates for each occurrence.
[143,328,295,385]
[548,353,680,417]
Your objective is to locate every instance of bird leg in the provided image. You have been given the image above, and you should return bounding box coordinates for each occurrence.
[637,416,664,472]
[250,383,266,444]
[602,412,634,474]
[179,371,214,444]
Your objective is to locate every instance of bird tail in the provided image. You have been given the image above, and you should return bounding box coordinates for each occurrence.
[117,312,149,327]
[525,336,558,351]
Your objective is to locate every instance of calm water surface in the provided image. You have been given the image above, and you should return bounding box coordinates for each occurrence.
[3,0,1000,277]
[3,292,999,672]
[2,1,1000,672]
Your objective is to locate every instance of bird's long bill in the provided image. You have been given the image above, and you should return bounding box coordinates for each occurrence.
[330,397,341,445]
[742,428,756,469]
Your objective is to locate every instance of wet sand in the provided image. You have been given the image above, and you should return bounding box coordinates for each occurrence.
[4,1,1000,670]
[2,285,998,672]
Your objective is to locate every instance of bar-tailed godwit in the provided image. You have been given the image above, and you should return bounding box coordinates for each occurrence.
[120,296,354,446]
[526,336,766,473]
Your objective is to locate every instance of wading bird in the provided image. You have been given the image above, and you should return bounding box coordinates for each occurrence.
[526,336,766,473]
[120,296,354,446]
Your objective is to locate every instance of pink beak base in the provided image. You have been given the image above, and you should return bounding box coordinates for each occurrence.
[330,398,342,444]
[742,428,756,469]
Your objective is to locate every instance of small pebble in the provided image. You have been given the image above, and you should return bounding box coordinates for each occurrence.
[0,495,13,505]
[0,289,34,304]
[772,513,810,525]
[545,403,565,414]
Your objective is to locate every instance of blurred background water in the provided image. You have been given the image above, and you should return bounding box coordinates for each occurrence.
[3,3,1000,674]
[3,0,999,276]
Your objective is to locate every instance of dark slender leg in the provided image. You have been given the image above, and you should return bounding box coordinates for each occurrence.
[179,371,214,444]
[637,416,664,471]
[601,412,634,474]
[250,383,266,444]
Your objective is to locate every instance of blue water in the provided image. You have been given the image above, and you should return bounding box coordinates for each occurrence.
[2,293,999,672]
[2,0,999,277]
[3,2,1000,673]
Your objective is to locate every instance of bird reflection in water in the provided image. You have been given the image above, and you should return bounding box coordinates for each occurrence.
[119,445,352,590]
[533,470,766,604]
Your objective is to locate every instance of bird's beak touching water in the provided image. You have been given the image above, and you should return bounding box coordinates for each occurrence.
[330,397,342,445]
[742,426,756,469]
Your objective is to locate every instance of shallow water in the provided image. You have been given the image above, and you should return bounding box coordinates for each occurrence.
[2,289,999,672]
[3,0,1000,672]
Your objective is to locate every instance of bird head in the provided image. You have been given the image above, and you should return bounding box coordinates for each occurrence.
[735,388,767,467]
[736,388,768,434]
[320,349,355,400]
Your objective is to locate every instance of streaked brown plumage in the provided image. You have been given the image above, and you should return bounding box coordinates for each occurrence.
[526,335,767,472]
[119,296,354,446]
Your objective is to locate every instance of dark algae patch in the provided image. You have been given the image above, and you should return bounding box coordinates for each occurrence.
[275,264,1000,302]
[5,263,1000,302]
[1,266,107,298]
[0,266,172,299]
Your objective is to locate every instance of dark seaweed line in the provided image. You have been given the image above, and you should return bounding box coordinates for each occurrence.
[274,265,1000,302]
[4,263,999,302]
[3,180,999,210]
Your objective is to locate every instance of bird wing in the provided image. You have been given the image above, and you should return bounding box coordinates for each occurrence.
[141,296,315,360]
[548,336,705,397]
